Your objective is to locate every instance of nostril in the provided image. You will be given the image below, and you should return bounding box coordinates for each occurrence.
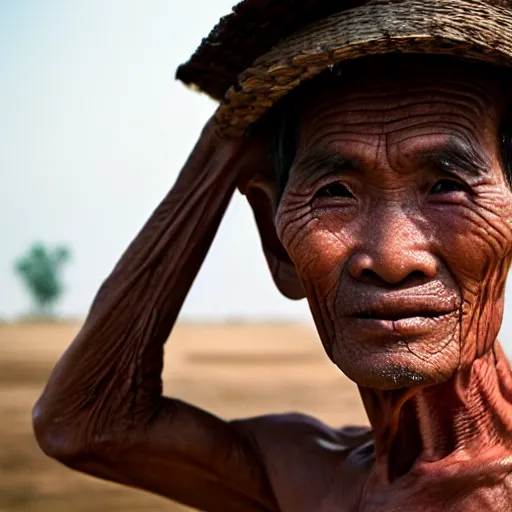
[359,268,388,287]
[348,250,438,287]
[404,270,431,287]
[358,268,432,289]
[348,253,374,280]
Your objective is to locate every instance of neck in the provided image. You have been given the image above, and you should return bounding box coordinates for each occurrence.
[359,342,512,483]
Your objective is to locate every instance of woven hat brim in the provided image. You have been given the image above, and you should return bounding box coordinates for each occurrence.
[215,0,512,138]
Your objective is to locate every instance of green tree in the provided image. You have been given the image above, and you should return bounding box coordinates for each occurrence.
[14,242,71,317]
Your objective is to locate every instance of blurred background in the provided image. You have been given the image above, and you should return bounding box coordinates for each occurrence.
[1,1,511,511]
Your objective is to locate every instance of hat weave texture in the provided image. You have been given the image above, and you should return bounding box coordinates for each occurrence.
[178,0,512,137]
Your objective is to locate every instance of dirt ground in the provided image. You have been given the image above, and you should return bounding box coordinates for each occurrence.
[0,322,368,511]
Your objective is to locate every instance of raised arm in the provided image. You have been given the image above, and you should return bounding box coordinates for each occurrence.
[32,120,278,512]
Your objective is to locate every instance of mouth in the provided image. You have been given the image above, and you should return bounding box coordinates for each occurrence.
[346,306,458,336]
[352,310,447,321]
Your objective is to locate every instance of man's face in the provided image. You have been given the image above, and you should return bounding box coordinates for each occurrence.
[275,60,512,389]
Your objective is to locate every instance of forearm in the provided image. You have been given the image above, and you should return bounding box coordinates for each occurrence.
[33,129,241,449]
[31,129,278,512]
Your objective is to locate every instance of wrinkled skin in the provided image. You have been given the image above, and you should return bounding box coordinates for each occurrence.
[33,58,512,511]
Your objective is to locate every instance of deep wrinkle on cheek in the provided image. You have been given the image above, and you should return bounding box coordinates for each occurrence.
[276,185,352,301]
[428,181,512,361]
[275,191,314,253]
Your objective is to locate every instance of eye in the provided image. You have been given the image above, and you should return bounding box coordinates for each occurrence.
[429,179,467,195]
[316,183,355,198]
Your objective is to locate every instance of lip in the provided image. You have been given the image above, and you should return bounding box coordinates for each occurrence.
[336,282,461,339]
[347,311,457,336]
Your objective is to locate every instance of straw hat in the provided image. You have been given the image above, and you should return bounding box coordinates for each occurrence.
[177,0,512,138]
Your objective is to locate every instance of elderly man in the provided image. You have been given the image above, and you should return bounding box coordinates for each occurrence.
[33,0,512,510]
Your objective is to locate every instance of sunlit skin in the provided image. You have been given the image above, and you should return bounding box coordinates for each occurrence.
[33,57,512,511]
[278,63,510,387]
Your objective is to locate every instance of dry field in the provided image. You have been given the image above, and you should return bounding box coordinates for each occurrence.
[0,322,368,512]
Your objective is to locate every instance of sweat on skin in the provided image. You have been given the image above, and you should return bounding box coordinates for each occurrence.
[33,56,512,511]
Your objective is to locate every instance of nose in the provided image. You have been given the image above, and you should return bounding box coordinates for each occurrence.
[348,211,438,288]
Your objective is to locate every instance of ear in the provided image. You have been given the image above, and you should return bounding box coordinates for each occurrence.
[239,172,305,300]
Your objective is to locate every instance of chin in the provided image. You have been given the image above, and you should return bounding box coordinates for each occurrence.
[333,352,457,390]
[327,322,461,390]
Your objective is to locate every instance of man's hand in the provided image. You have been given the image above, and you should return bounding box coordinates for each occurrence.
[177,117,271,191]
[32,118,279,512]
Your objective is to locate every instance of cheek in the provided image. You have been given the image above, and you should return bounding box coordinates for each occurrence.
[430,196,512,293]
[429,193,512,356]
[277,205,355,340]
[278,207,355,286]
[283,217,354,358]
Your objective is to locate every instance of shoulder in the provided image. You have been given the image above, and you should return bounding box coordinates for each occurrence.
[231,413,374,510]
[233,412,372,452]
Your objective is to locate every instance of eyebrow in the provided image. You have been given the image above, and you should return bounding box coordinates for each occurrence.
[294,138,490,181]
[419,138,490,179]
[294,149,361,177]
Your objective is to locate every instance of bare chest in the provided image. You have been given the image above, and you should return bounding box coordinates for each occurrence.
[355,473,512,512]
[249,416,512,512]
[270,457,512,512]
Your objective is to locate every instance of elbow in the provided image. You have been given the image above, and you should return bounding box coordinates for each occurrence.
[32,398,90,464]
[32,400,121,483]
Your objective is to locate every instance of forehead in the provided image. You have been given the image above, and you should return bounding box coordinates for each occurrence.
[296,57,506,151]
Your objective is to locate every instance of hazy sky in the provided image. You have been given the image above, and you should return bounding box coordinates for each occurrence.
[1,0,312,322]
[2,1,512,348]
